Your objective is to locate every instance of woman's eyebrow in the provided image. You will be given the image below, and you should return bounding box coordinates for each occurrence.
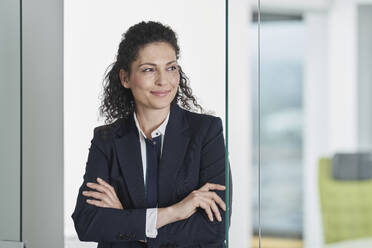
[138,60,177,67]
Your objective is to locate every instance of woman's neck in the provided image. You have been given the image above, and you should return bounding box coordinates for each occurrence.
[134,104,170,139]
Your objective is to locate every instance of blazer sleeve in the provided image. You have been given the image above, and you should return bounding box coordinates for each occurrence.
[157,116,233,245]
[71,127,147,243]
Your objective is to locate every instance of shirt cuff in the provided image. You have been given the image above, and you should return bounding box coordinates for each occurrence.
[146,208,158,238]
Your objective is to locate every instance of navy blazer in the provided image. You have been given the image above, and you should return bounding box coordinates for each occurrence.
[71,101,233,248]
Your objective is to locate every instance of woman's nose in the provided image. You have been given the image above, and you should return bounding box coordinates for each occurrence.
[155,70,168,85]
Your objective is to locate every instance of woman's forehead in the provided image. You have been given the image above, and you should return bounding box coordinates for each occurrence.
[135,43,177,65]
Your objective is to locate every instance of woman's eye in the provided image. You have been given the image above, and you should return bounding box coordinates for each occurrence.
[168,66,177,71]
[143,68,153,72]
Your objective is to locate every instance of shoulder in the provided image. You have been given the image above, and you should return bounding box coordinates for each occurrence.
[185,109,222,128]
[181,107,224,142]
[92,119,122,143]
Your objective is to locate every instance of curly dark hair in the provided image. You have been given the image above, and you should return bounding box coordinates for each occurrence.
[99,21,208,124]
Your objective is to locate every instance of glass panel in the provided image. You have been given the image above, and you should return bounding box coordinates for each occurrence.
[0,0,21,242]
[254,11,304,245]
[258,1,372,248]
[64,1,227,247]
[228,0,258,247]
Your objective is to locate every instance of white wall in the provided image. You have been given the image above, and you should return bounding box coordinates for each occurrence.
[229,1,253,247]
[327,0,358,153]
[64,0,253,246]
[303,11,328,248]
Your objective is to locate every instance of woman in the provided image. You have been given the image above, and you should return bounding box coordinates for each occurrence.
[71,21,232,248]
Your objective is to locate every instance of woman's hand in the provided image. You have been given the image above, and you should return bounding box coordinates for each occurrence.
[170,183,226,222]
[83,177,124,210]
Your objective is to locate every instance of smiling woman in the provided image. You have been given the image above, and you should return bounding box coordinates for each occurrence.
[98,21,204,125]
[118,41,180,136]
[71,21,232,248]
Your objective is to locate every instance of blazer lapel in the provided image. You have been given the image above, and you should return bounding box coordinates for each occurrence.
[114,114,146,208]
[113,101,191,208]
[158,102,191,207]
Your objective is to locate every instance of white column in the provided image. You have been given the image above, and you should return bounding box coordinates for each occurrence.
[327,0,358,153]
[229,0,252,247]
[303,11,329,248]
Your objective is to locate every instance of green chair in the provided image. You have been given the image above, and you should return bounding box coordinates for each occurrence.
[318,157,372,244]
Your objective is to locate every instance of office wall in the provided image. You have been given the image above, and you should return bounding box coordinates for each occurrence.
[22,0,64,247]
[0,0,22,244]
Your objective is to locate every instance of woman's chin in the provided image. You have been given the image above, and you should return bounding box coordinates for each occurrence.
[146,100,171,110]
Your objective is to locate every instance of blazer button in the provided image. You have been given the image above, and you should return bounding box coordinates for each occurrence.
[116,232,130,240]
[116,232,121,240]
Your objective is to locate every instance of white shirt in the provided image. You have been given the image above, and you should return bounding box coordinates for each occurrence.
[133,110,170,239]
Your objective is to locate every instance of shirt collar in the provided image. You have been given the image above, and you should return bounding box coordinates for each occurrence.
[133,110,170,139]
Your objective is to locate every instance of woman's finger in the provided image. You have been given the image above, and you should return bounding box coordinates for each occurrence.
[199,182,226,192]
[198,200,214,222]
[87,181,116,203]
[85,181,124,210]
[96,178,118,198]
[199,195,222,222]
[83,190,114,206]
[208,198,222,222]
[207,191,226,211]
[86,199,107,208]
[196,191,226,212]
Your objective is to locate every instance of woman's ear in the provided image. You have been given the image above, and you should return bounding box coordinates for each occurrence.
[119,69,129,88]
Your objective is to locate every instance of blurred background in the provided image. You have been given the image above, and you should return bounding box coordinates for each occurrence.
[2,0,372,248]
[251,0,372,248]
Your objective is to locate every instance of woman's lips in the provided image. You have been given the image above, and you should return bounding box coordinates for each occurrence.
[151,90,170,96]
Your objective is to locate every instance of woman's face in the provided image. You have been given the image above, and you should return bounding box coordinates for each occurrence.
[120,41,180,112]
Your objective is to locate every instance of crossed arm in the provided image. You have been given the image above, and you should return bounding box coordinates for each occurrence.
[71,117,232,244]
